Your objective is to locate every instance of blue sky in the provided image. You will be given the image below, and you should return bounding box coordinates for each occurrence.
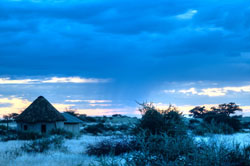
[0,0,250,116]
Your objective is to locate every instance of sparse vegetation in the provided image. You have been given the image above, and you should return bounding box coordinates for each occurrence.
[189,103,243,135]
[1,102,250,166]
[88,102,250,166]
[137,103,186,137]
[83,122,132,135]
[1,131,44,141]
[86,137,139,156]
[83,123,106,135]
[21,136,65,153]
[50,128,74,139]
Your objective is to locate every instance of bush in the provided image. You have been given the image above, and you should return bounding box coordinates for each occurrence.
[203,113,242,132]
[89,156,122,166]
[0,125,9,136]
[17,131,44,140]
[21,136,64,153]
[116,124,129,131]
[0,125,8,130]
[123,134,250,166]
[2,131,44,141]
[84,123,106,135]
[86,138,140,156]
[193,120,235,136]
[78,115,97,122]
[190,103,243,133]
[50,128,74,139]
[112,114,122,117]
[138,103,186,137]
[189,118,201,124]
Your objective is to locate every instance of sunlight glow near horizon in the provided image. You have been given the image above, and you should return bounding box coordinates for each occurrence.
[1,96,250,118]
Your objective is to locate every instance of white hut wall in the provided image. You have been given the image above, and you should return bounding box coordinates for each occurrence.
[17,121,64,133]
[64,123,81,134]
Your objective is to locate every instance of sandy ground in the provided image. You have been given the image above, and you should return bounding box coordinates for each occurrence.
[1,133,250,166]
[0,135,111,166]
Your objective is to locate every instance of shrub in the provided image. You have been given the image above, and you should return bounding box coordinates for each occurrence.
[21,136,64,153]
[203,113,242,132]
[78,115,97,122]
[138,103,186,137]
[193,120,234,135]
[89,132,250,166]
[124,134,250,166]
[112,114,122,117]
[17,131,44,140]
[190,103,243,133]
[0,125,8,130]
[86,138,140,156]
[2,131,44,141]
[84,123,106,135]
[50,128,74,139]
[0,125,8,136]
[116,124,129,131]
[89,156,123,166]
[189,118,201,124]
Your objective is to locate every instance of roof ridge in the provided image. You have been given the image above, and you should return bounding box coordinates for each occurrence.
[16,96,66,123]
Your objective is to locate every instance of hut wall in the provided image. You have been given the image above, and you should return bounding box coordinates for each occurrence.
[56,121,64,129]
[17,121,64,134]
[64,123,80,134]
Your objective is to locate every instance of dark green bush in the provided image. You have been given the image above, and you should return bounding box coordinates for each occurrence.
[0,125,8,130]
[189,118,201,124]
[112,114,122,117]
[203,113,242,132]
[17,131,44,140]
[78,115,97,122]
[0,125,8,136]
[21,136,64,153]
[190,103,243,134]
[138,103,186,137]
[193,120,235,136]
[124,134,250,166]
[86,138,140,156]
[84,123,106,135]
[116,124,129,131]
[1,131,44,141]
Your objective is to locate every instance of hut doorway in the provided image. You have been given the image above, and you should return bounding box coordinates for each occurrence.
[41,124,46,133]
[24,125,28,131]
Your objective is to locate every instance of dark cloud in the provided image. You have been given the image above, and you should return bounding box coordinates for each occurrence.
[0,0,250,111]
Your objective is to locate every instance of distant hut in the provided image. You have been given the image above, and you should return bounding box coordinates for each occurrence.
[62,113,83,134]
[16,96,66,134]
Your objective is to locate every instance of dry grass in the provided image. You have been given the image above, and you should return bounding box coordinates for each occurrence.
[1,133,250,166]
[0,135,111,166]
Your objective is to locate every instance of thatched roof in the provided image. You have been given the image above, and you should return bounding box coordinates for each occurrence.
[62,113,84,124]
[16,96,66,123]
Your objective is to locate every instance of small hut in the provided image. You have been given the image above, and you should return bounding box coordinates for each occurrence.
[16,96,66,134]
[62,113,83,134]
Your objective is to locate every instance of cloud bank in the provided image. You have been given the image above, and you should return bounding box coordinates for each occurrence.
[169,85,250,97]
[0,77,110,84]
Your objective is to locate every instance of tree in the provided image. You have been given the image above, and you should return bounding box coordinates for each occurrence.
[9,113,19,120]
[3,113,19,130]
[3,115,10,130]
[189,106,207,118]
[64,108,79,117]
[211,102,242,116]
[189,103,242,132]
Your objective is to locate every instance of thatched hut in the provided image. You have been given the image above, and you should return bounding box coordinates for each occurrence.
[62,113,83,134]
[16,96,66,134]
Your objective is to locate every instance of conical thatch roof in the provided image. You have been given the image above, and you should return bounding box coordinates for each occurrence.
[16,96,66,123]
